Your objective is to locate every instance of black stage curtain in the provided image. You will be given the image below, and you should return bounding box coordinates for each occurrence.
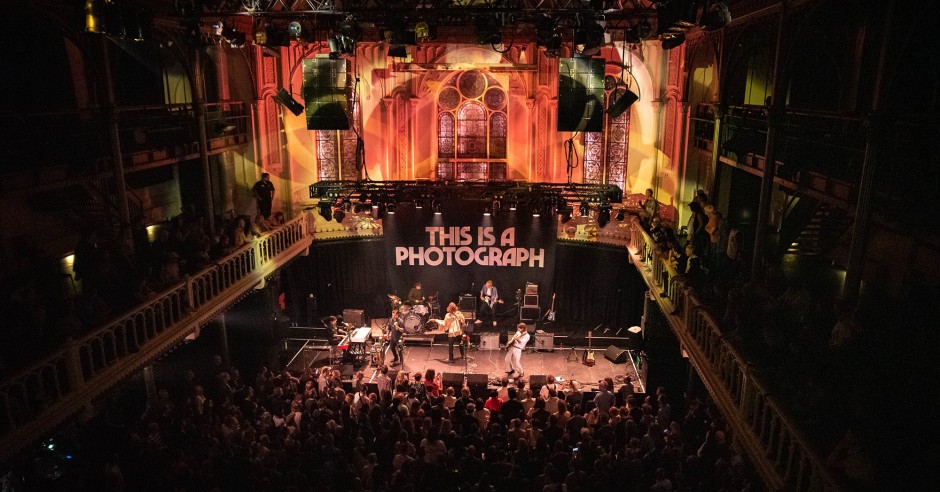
[552,243,646,328]
[283,239,391,325]
[285,239,645,330]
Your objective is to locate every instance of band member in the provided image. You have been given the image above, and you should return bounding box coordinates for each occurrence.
[505,322,530,378]
[445,302,467,362]
[387,308,405,366]
[407,281,425,305]
[326,316,348,342]
[479,279,502,327]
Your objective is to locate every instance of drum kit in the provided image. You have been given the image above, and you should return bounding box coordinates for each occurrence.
[388,293,438,334]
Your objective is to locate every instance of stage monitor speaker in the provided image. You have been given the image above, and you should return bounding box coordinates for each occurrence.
[275,88,304,116]
[521,306,540,321]
[338,364,356,378]
[343,309,366,327]
[529,375,550,388]
[479,333,500,350]
[523,294,539,307]
[302,58,350,130]
[557,57,605,132]
[534,331,554,350]
[442,373,464,388]
[466,373,488,387]
[604,345,630,364]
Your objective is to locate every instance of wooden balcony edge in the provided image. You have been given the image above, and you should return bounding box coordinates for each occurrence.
[0,233,312,461]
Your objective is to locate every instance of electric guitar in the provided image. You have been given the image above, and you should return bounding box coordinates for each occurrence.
[546,293,557,322]
[583,331,596,367]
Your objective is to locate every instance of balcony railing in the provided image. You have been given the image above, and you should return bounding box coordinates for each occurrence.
[0,214,312,460]
[628,216,842,491]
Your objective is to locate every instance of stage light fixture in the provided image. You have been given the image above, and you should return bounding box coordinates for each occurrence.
[637,18,653,39]
[701,1,731,31]
[288,21,302,38]
[607,87,639,119]
[579,201,591,217]
[575,16,608,56]
[333,207,346,223]
[433,202,442,215]
[559,205,573,224]
[661,32,686,50]
[597,204,612,227]
[376,203,387,219]
[483,205,491,217]
[616,208,626,221]
[319,201,333,221]
[386,202,396,215]
[624,26,642,44]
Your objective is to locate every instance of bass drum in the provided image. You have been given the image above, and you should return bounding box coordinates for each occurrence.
[403,313,424,334]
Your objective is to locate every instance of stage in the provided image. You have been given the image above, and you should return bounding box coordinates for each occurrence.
[283,323,646,395]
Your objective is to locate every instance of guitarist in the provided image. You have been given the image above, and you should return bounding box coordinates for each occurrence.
[445,302,467,363]
[504,323,530,379]
[479,280,502,327]
[387,307,405,367]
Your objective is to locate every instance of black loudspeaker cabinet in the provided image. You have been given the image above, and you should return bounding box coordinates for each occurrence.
[302,58,350,130]
[520,306,540,321]
[276,88,304,116]
[466,373,488,387]
[338,364,356,378]
[604,345,630,364]
[557,57,605,132]
[343,309,366,327]
[529,375,550,388]
[442,373,464,388]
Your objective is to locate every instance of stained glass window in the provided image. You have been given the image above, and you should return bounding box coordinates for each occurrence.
[582,76,630,190]
[438,70,508,180]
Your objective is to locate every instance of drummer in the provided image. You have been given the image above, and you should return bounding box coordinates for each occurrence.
[407,281,425,305]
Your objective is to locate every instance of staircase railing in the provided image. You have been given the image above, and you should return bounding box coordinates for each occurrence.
[0,213,311,460]
[628,216,842,491]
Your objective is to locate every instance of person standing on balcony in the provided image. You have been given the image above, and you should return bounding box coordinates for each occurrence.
[252,173,275,219]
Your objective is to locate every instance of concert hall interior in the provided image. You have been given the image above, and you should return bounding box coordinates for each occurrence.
[1,0,938,490]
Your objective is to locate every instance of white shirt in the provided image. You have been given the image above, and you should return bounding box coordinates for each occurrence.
[511,330,530,350]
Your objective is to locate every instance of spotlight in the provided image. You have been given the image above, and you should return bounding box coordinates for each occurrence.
[319,201,333,221]
[483,205,491,217]
[701,2,732,32]
[559,205,573,224]
[415,21,434,42]
[386,202,396,215]
[661,32,686,50]
[624,26,642,44]
[616,208,626,221]
[607,88,639,119]
[433,202,442,215]
[288,21,302,38]
[598,204,612,228]
[575,15,608,56]
[509,201,517,211]
[580,201,591,217]
[636,18,653,39]
[415,200,423,209]
[333,208,346,223]
[376,203,386,219]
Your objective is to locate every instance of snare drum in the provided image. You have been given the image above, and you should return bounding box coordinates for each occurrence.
[412,304,428,316]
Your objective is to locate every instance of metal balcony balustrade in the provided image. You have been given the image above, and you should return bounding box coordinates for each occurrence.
[628,216,843,491]
[0,213,313,461]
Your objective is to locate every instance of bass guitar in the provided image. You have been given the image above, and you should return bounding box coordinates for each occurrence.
[583,331,596,367]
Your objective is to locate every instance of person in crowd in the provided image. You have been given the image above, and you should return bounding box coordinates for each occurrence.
[641,188,659,224]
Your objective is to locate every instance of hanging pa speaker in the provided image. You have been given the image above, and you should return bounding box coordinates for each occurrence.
[302,58,350,130]
[276,88,304,116]
[557,57,605,132]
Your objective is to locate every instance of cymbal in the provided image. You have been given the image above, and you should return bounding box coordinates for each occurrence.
[388,294,401,301]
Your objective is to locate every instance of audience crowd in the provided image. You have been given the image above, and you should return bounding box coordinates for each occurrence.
[65,357,760,492]
[0,209,284,376]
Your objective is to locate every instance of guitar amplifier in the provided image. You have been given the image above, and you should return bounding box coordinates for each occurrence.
[342,309,366,327]
[523,294,539,307]
[534,331,554,351]
[520,306,540,321]
[479,333,500,350]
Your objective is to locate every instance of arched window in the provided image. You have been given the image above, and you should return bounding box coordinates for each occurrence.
[437,70,507,180]
[583,75,630,190]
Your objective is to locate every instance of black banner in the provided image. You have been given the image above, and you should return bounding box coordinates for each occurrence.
[383,199,557,311]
